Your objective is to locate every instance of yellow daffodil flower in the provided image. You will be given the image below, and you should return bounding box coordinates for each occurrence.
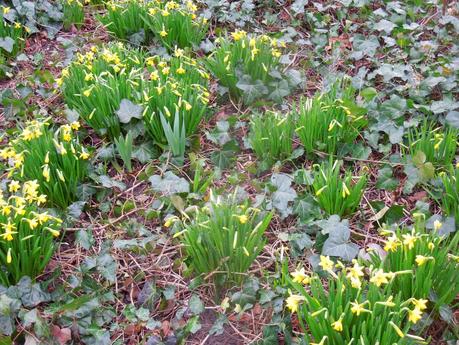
[433,219,442,232]
[412,298,428,311]
[402,233,417,250]
[9,180,21,193]
[231,30,246,41]
[319,255,334,272]
[415,255,433,266]
[350,300,370,316]
[237,215,248,224]
[291,267,311,285]
[285,292,305,313]
[370,269,389,287]
[408,307,423,324]
[331,318,343,332]
[1,221,17,241]
[384,235,400,252]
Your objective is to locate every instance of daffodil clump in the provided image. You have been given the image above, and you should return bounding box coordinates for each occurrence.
[249,111,294,169]
[439,164,459,224]
[0,119,90,209]
[98,0,151,40]
[206,30,291,105]
[0,6,28,77]
[405,119,457,167]
[0,180,62,286]
[143,50,210,145]
[60,44,209,148]
[283,257,429,344]
[142,0,208,49]
[62,0,85,30]
[312,160,367,216]
[173,191,272,288]
[293,81,368,156]
[1,7,27,56]
[99,0,207,49]
[371,216,459,311]
[60,43,147,138]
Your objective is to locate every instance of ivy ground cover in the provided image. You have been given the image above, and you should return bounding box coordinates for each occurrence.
[0,0,458,344]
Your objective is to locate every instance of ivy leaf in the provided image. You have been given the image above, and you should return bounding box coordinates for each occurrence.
[0,294,21,336]
[285,69,304,87]
[21,308,39,328]
[376,166,398,191]
[271,173,297,219]
[185,315,201,334]
[430,99,456,114]
[339,142,371,159]
[188,295,204,315]
[77,184,96,201]
[206,121,231,145]
[384,205,405,224]
[163,286,175,301]
[322,218,359,261]
[445,110,459,128]
[128,29,146,46]
[98,175,126,191]
[96,253,117,283]
[209,314,228,336]
[290,147,304,160]
[388,126,404,144]
[95,146,115,160]
[315,215,348,235]
[403,163,421,194]
[289,233,314,256]
[439,305,455,325]
[137,281,159,309]
[116,99,143,124]
[0,37,15,53]
[259,290,276,305]
[268,79,291,102]
[13,277,50,308]
[113,239,139,251]
[149,171,190,195]
[369,64,411,82]
[237,75,268,104]
[371,119,404,144]
[231,278,259,307]
[132,143,156,163]
[293,195,321,222]
[68,201,85,219]
[378,95,407,119]
[350,34,379,60]
[210,140,240,169]
[374,19,396,33]
[76,229,95,250]
[291,0,308,14]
